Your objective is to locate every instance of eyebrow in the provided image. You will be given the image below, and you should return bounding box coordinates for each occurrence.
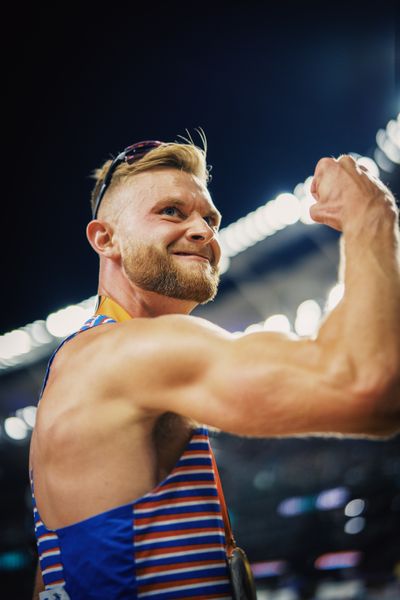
[154,197,222,224]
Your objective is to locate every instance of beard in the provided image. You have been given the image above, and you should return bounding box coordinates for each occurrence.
[120,241,220,304]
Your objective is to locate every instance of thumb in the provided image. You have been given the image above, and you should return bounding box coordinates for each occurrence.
[310,176,319,201]
[309,201,322,223]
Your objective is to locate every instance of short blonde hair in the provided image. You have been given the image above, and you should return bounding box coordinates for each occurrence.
[90,130,211,217]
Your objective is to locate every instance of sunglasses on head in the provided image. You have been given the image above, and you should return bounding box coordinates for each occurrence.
[92,140,164,219]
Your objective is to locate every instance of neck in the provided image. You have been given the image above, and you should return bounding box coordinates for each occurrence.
[98,259,198,318]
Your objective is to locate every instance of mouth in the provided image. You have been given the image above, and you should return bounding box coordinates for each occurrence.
[172,252,210,263]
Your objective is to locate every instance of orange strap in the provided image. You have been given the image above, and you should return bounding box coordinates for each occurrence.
[210,447,237,557]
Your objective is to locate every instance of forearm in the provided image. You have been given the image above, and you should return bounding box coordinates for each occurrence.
[318,209,400,413]
[344,212,400,378]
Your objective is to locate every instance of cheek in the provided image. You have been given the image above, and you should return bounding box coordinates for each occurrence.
[212,238,222,265]
[154,224,186,248]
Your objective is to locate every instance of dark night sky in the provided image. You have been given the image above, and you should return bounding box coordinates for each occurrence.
[3,1,398,333]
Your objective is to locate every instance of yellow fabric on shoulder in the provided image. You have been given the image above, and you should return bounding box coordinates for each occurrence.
[95,295,132,322]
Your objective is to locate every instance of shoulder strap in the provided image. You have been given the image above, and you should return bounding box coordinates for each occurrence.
[210,447,237,557]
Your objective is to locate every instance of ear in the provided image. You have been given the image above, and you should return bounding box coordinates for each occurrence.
[86,220,121,259]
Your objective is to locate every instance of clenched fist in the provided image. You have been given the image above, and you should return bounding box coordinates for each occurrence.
[310,155,398,233]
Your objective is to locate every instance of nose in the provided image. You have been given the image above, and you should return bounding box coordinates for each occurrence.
[185,214,216,244]
[184,214,221,263]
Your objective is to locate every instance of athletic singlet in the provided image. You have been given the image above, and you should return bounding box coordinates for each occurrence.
[30,313,233,599]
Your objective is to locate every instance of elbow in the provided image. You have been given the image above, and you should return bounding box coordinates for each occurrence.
[352,368,400,438]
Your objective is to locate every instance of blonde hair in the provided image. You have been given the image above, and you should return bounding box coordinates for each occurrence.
[90,129,211,217]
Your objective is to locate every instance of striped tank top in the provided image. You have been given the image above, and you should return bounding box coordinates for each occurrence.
[30,313,233,599]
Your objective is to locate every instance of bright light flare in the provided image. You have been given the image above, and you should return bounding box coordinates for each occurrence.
[4,417,29,440]
[326,283,344,311]
[294,299,321,337]
[264,314,291,333]
[16,406,37,428]
[0,330,32,360]
[46,305,92,338]
[344,517,365,535]
[345,498,365,517]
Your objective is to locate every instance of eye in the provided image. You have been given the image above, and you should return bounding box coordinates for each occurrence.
[204,215,213,226]
[205,216,219,230]
[161,206,181,217]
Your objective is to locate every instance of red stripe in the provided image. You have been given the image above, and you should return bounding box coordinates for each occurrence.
[140,592,229,599]
[182,450,210,455]
[170,466,213,473]
[135,526,224,542]
[139,575,228,591]
[40,547,60,555]
[136,542,224,559]
[137,559,225,575]
[135,496,218,510]
[38,535,58,542]
[136,511,221,525]
[44,562,63,570]
[150,481,217,491]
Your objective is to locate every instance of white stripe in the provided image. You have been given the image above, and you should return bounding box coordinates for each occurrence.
[135,529,225,547]
[42,565,63,575]
[33,507,38,513]
[46,582,66,590]
[135,545,223,564]
[180,453,210,459]
[135,515,223,530]
[135,500,219,514]
[137,562,225,580]
[40,549,61,560]
[35,520,43,529]
[147,484,217,498]
[38,534,58,544]
[169,468,212,474]
[165,465,213,483]
[137,579,229,597]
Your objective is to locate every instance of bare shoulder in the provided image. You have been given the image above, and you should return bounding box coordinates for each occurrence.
[95,314,233,366]
[41,314,380,438]
[49,314,232,406]
[91,313,233,387]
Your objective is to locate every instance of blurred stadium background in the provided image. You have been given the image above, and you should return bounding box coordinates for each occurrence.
[2,3,399,598]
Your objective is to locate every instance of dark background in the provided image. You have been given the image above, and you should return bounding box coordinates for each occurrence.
[3,1,398,332]
[2,2,400,598]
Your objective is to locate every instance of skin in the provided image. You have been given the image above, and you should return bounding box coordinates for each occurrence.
[31,160,400,598]
[92,167,223,315]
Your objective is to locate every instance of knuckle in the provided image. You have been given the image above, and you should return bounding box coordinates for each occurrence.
[337,154,356,167]
[315,157,335,175]
[316,157,334,168]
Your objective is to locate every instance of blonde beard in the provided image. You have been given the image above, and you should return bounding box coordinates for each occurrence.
[121,242,220,304]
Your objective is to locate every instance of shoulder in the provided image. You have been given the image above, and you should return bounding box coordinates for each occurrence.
[88,314,232,363]
[48,314,231,397]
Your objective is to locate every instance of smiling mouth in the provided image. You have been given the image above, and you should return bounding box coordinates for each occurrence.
[173,253,210,262]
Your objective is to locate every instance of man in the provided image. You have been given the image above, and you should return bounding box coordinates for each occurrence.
[30,137,400,599]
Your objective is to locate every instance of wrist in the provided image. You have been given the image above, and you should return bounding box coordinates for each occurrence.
[343,205,398,240]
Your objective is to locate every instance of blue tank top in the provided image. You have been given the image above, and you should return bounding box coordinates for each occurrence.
[30,314,233,599]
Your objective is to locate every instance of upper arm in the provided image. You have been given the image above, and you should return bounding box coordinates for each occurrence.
[91,315,385,438]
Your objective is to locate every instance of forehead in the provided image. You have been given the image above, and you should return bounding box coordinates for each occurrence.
[123,168,220,216]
